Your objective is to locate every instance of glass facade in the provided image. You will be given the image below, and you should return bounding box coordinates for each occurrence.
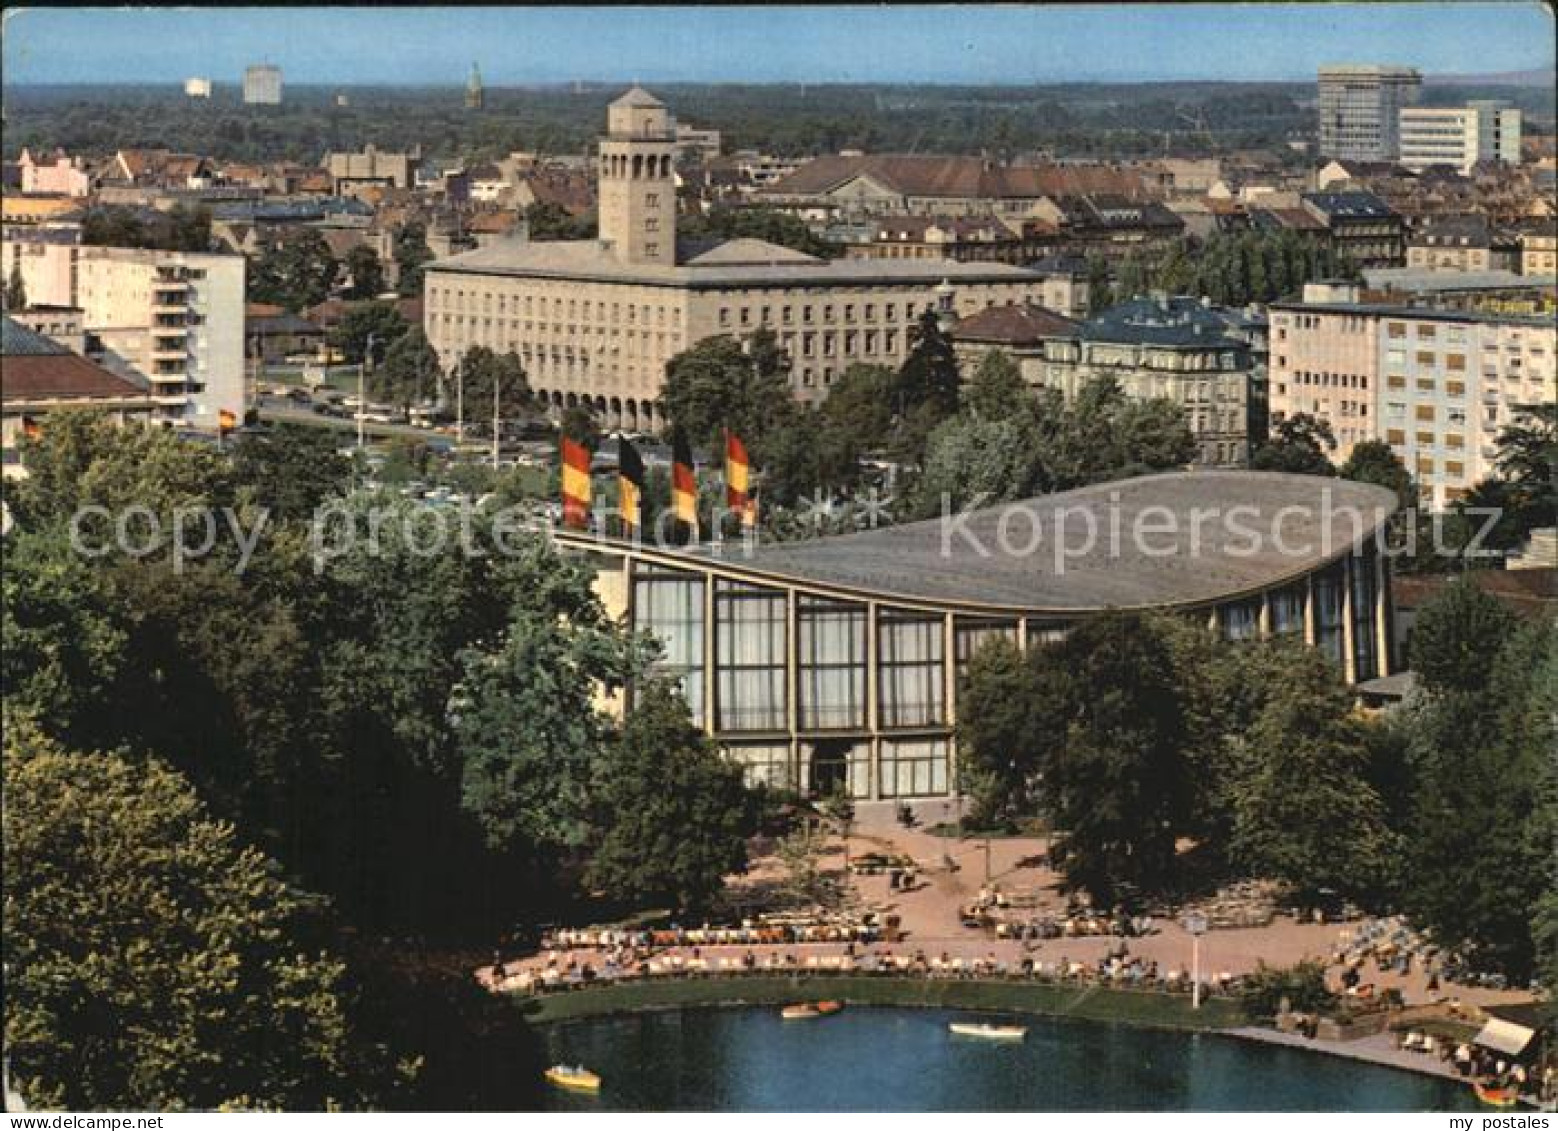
[1218,598,1261,641]
[1351,554,1379,681]
[714,581,787,732]
[1314,564,1346,667]
[878,609,945,728]
[725,741,794,791]
[797,598,868,730]
[880,738,950,798]
[620,544,1389,800]
[1269,585,1306,636]
[954,618,1018,679]
[634,566,705,725]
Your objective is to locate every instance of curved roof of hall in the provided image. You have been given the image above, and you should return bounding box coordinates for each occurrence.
[671,471,1396,614]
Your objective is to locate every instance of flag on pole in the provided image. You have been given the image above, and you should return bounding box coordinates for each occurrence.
[725,429,750,511]
[671,428,698,538]
[217,408,238,435]
[560,437,591,529]
[617,436,645,537]
[21,415,42,440]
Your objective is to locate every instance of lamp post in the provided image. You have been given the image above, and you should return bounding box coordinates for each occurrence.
[1184,911,1208,1010]
[358,331,381,451]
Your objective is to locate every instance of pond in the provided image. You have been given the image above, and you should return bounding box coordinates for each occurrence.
[541,1005,1477,1111]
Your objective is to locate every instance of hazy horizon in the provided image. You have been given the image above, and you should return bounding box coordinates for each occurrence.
[2,4,1553,87]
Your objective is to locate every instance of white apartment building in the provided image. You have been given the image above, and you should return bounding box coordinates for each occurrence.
[1399,101,1523,174]
[184,77,212,99]
[1269,291,1556,508]
[243,65,283,106]
[2,235,246,427]
[1318,65,1422,161]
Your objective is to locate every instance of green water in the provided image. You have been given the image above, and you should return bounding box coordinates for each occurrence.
[542,1005,1479,1111]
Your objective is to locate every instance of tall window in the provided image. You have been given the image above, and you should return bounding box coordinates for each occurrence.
[634,567,705,725]
[1351,555,1378,681]
[797,598,866,730]
[879,609,944,728]
[715,582,787,732]
[1218,598,1260,642]
[954,618,1017,680]
[1269,585,1305,636]
[880,739,949,798]
[724,742,793,791]
[1313,563,1345,667]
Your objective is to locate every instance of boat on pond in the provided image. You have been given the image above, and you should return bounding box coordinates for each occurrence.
[949,1022,1028,1041]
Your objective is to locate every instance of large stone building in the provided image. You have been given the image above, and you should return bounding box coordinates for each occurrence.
[951,295,1259,468]
[423,89,1058,430]
[1269,287,1556,508]
[1317,65,1422,161]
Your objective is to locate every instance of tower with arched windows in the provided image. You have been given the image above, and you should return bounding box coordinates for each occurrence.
[597,87,677,266]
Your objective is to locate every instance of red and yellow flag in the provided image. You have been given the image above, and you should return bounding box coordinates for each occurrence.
[218,408,238,435]
[21,415,42,440]
[725,430,758,529]
[671,429,698,537]
[560,437,591,529]
[617,437,645,537]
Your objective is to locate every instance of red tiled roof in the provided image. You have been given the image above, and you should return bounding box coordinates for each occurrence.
[2,354,150,402]
[766,155,1145,201]
[1395,569,1557,620]
[952,303,1080,345]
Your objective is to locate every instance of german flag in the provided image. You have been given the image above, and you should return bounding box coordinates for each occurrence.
[218,408,238,435]
[671,428,698,538]
[725,429,750,514]
[21,415,42,441]
[560,437,591,529]
[617,436,645,537]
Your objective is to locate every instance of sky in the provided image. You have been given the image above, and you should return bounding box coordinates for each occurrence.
[2,4,1553,87]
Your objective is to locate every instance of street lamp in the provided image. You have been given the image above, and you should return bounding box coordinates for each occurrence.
[1183,911,1208,1010]
[358,331,381,450]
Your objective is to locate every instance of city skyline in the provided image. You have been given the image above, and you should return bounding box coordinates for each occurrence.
[2,3,1553,87]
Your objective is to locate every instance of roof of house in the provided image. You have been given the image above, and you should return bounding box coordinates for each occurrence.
[1302,191,1399,219]
[763,155,1145,201]
[429,236,1049,288]
[951,302,1079,345]
[1,316,150,402]
[651,471,1399,613]
[1083,295,1251,350]
[1394,568,1556,619]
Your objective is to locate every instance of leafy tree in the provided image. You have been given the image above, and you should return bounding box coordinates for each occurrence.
[250,228,337,311]
[166,203,213,253]
[1340,438,1416,510]
[956,638,1049,828]
[965,349,1028,421]
[452,545,641,858]
[661,329,796,455]
[896,308,960,421]
[1033,613,1194,906]
[231,423,353,522]
[1238,960,1338,1023]
[1250,413,1337,477]
[523,201,594,241]
[3,724,372,1111]
[759,407,861,509]
[377,326,443,408]
[1491,403,1558,533]
[819,362,896,450]
[328,299,409,366]
[343,244,386,299]
[394,221,435,297]
[560,404,601,452]
[80,205,148,248]
[915,415,1043,513]
[4,261,27,311]
[1085,253,1112,315]
[454,345,533,422]
[1229,648,1397,900]
[584,681,751,912]
[1402,620,1556,977]
[680,205,841,258]
[1408,576,1517,695]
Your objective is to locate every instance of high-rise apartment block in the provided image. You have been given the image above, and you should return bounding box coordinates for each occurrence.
[1318,65,1422,161]
[243,64,283,105]
[2,234,246,428]
[1269,287,1555,509]
[1399,101,1523,174]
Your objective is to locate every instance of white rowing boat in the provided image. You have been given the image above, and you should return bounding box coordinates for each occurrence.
[949,1022,1027,1041]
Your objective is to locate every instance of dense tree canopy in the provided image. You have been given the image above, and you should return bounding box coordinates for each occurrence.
[249,229,337,311]
[1250,413,1337,477]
